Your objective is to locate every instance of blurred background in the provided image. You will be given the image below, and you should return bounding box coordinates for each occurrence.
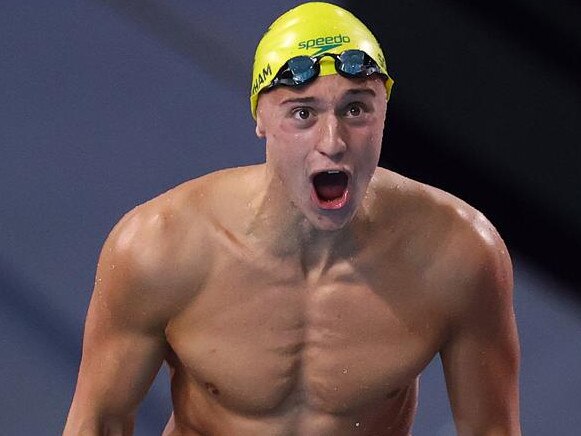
[1,0,579,434]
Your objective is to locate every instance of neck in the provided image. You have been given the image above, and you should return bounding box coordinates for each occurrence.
[245,165,371,269]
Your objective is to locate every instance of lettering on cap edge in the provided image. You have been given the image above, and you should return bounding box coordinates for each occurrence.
[252,64,272,94]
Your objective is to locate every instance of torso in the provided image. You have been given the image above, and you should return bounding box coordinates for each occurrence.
[146,166,469,435]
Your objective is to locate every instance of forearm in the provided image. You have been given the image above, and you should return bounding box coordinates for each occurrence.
[63,406,135,436]
[456,423,521,436]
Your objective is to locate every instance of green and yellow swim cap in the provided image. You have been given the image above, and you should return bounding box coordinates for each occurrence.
[250,2,394,119]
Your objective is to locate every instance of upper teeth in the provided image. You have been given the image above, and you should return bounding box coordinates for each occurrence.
[327,170,340,174]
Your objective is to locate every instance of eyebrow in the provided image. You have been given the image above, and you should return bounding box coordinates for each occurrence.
[280,96,317,105]
[280,88,377,106]
[344,88,377,98]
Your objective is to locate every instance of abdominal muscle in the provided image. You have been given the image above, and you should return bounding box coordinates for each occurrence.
[163,378,417,436]
[163,333,419,436]
[161,251,436,435]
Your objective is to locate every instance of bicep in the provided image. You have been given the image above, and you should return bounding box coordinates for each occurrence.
[72,299,168,417]
[65,230,171,432]
[440,242,520,434]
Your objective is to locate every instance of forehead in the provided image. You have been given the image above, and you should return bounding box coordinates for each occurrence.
[258,74,387,109]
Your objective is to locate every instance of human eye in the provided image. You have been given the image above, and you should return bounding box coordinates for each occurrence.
[291,107,313,121]
[344,102,366,118]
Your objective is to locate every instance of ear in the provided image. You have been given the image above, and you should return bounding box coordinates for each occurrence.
[255,110,266,138]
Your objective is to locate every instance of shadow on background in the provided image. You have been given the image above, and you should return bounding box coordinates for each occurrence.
[380,106,581,295]
[350,0,581,296]
[445,0,581,85]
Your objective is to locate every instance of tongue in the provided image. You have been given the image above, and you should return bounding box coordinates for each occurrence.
[313,172,348,201]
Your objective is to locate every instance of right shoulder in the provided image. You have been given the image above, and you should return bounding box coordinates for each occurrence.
[101,165,262,289]
[104,174,218,282]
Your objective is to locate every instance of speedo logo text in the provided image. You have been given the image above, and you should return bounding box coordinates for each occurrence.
[298,34,351,56]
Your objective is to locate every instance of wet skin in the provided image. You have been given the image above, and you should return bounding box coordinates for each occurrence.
[64,75,520,435]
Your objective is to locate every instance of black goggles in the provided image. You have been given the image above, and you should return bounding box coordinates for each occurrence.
[266,49,384,90]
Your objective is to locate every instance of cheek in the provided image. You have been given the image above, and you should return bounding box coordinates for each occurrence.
[354,125,383,153]
[266,139,304,183]
[267,128,312,165]
[370,130,383,157]
[369,136,383,167]
[369,116,385,149]
[351,127,383,174]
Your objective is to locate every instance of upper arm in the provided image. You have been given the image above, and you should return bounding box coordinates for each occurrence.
[440,217,520,435]
[64,212,177,434]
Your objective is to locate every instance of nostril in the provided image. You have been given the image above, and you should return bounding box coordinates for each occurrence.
[317,142,347,159]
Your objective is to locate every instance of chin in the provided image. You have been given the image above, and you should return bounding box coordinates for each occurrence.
[305,208,357,232]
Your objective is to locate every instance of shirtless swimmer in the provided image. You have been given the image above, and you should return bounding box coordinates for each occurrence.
[64,3,520,435]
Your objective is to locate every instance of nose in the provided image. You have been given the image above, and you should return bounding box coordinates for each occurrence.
[316,115,347,160]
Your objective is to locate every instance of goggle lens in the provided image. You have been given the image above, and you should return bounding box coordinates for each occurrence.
[287,56,319,83]
[337,50,368,75]
[267,50,383,90]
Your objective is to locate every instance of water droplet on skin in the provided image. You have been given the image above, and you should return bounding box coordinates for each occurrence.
[342,368,348,374]
[355,422,360,428]
[110,264,116,270]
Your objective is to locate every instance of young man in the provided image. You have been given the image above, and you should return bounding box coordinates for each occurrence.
[64,3,520,435]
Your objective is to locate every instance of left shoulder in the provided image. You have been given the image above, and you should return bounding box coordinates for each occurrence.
[432,185,512,294]
[416,178,514,315]
[373,168,513,302]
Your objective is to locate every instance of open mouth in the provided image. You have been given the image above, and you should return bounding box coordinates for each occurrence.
[312,170,349,209]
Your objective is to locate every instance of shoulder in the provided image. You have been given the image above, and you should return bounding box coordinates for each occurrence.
[103,165,262,286]
[372,168,513,301]
[92,181,207,322]
[106,177,209,281]
[88,165,262,329]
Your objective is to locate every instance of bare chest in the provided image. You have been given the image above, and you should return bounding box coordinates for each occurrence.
[165,252,444,417]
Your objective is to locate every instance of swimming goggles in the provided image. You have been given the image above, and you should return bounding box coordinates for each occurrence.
[265,49,384,90]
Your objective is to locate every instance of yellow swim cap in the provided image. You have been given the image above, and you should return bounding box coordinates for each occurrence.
[250,2,394,119]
